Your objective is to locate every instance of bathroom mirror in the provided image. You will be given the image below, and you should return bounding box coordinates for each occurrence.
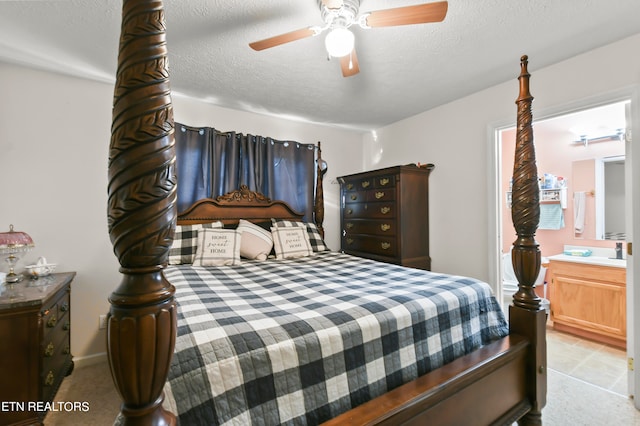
[600,156,625,240]
[572,156,625,240]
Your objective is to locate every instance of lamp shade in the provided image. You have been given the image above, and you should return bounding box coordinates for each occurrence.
[325,28,354,58]
[0,225,34,254]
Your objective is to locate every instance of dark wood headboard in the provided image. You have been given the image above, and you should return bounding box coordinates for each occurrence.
[177,185,305,226]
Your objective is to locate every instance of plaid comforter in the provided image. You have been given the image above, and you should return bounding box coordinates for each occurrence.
[162,252,508,425]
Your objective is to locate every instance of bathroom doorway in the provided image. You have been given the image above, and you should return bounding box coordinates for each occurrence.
[493,94,635,397]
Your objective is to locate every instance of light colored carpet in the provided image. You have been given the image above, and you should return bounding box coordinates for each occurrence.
[44,360,640,425]
[545,368,640,425]
[45,361,120,425]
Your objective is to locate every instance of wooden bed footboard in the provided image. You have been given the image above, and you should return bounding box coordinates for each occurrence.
[106,1,545,425]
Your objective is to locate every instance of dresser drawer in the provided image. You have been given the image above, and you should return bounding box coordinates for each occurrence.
[42,332,71,377]
[42,315,70,361]
[373,175,395,188]
[42,288,70,334]
[343,202,396,219]
[366,188,395,202]
[344,188,396,205]
[344,190,367,203]
[343,173,396,190]
[344,220,396,236]
[343,235,397,257]
[41,350,71,404]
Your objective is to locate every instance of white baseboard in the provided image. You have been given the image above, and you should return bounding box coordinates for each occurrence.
[73,352,108,368]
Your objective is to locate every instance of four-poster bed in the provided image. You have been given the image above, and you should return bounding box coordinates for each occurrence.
[107,1,546,425]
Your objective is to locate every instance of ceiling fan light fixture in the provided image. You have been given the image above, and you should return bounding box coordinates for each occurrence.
[325,28,354,57]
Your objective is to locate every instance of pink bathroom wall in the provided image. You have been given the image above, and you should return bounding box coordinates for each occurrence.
[501,124,625,258]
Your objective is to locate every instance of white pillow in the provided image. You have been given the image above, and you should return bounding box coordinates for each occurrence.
[236,219,273,260]
[168,222,223,265]
[193,228,241,266]
[271,226,314,259]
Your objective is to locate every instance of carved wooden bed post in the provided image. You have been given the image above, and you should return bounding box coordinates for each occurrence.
[315,141,326,237]
[107,0,177,425]
[509,55,547,425]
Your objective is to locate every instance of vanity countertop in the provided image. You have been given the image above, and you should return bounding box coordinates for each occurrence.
[547,253,626,268]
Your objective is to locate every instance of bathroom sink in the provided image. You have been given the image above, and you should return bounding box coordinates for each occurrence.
[547,253,625,268]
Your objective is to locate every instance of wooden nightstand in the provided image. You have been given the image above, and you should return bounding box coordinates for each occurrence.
[0,272,75,425]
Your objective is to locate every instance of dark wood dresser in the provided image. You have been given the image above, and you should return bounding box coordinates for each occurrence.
[0,272,75,426]
[338,164,434,270]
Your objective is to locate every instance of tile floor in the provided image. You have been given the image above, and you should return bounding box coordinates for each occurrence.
[546,327,628,396]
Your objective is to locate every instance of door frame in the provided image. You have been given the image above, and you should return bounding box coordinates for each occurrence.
[488,86,639,400]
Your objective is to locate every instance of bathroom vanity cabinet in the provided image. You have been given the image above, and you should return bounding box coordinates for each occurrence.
[548,259,625,348]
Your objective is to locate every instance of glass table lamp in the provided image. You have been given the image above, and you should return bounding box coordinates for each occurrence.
[0,224,34,299]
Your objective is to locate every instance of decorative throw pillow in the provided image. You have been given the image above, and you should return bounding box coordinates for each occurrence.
[271,226,314,259]
[168,221,224,265]
[236,219,273,260]
[193,228,241,266]
[270,219,329,252]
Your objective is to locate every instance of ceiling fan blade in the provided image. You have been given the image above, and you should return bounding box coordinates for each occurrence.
[249,27,316,51]
[365,1,448,28]
[340,48,359,77]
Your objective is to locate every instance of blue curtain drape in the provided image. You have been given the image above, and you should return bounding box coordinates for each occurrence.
[175,123,317,222]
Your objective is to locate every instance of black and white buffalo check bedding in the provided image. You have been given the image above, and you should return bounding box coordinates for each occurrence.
[162,251,509,425]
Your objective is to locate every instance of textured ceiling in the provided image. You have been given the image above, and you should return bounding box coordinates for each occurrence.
[1,0,639,131]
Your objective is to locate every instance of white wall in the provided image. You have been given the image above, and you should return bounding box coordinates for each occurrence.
[363,33,640,286]
[0,63,363,360]
[2,32,640,360]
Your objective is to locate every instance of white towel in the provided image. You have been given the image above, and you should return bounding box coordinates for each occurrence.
[574,191,586,233]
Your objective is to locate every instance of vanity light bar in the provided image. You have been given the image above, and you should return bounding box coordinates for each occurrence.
[573,130,624,147]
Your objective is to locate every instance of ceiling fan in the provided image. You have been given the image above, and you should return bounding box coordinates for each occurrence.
[249,0,448,77]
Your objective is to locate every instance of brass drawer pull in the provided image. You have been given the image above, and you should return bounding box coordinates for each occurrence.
[346,183,354,190]
[380,224,391,232]
[60,303,69,312]
[346,238,354,245]
[380,207,391,214]
[63,346,71,355]
[375,191,385,199]
[350,194,358,201]
[63,321,71,331]
[44,371,55,386]
[381,242,391,250]
[379,178,390,186]
[45,342,55,357]
[346,209,353,215]
[346,223,354,229]
[361,181,370,188]
[47,315,57,328]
